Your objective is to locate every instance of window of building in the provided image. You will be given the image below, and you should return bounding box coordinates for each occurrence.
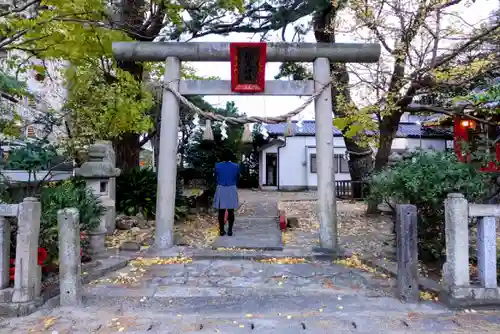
[310,153,317,173]
[336,154,350,173]
[310,153,349,173]
[26,125,35,137]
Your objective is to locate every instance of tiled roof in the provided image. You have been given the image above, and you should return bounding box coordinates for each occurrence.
[263,120,452,138]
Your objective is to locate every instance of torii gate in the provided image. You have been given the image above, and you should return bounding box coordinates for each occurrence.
[112,41,381,251]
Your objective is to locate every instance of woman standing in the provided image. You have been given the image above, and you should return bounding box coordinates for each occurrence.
[213,149,240,236]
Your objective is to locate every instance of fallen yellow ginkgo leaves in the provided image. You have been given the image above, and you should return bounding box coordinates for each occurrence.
[334,254,377,273]
[257,257,306,264]
[130,256,193,266]
[42,316,56,330]
[420,291,439,301]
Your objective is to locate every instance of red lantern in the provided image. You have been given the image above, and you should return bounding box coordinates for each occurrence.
[460,119,476,129]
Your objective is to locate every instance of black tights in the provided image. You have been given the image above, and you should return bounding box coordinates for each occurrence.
[218,209,235,234]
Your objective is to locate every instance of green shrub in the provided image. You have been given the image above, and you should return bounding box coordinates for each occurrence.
[39,179,104,260]
[116,167,157,219]
[368,150,490,262]
[116,167,188,220]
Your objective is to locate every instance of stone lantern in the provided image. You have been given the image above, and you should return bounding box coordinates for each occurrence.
[75,143,120,255]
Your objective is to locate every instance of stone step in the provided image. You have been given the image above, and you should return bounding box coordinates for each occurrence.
[84,310,481,334]
[191,249,341,261]
[6,304,482,334]
[81,287,448,317]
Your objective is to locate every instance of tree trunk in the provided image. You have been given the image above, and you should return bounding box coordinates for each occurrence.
[375,112,402,170]
[113,133,141,171]
[313,5,375,199]
[113,60,144,171]
[365,112,403,213]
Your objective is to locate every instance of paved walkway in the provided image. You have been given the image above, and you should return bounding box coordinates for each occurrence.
[212,217,283,250]
[2,190,500,332]
[212,189,283,250]
[2,255,500,333]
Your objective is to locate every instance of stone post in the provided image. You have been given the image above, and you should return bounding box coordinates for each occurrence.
[155,56,180,249]
[12,197,41,303]
[0,216,11,289]
[477,216,497,288]
[58,208,82,306]
[396,204,419,302]
[0,204,19,290]
[313,57,337,250]
[75,143,120,255]
[443,193,470,290]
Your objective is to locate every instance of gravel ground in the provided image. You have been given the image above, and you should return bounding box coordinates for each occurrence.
[279,199,395,260]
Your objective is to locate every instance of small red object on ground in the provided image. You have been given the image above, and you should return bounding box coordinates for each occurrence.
[279,214,287,231]
[37,247,48,266]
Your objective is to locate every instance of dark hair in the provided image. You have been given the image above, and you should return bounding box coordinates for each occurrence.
[220,148,235,162]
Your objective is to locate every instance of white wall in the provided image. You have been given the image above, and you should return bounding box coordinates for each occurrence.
[389,138,447,151]
[276,136,350,189]
[260,135,448,189]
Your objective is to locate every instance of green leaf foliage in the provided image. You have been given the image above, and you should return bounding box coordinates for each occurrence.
[39,178,104,260]
[4,141,58,173]
[368,151,490,261]
[116,167,158,219]
[116,167,187,220]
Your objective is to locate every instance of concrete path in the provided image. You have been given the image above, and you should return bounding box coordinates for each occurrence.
[2,190,500,332]
[212,217,283,250]
[2,255,500,333]
[212,189,283,249]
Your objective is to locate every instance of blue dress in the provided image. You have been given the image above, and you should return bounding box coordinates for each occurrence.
[213,162,240,209]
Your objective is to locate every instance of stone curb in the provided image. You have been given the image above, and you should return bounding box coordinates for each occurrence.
[278,198,317,203]
[354,254,441,294]
[189,247,348,261]
[0,253,134,317]
[41,255,132,302]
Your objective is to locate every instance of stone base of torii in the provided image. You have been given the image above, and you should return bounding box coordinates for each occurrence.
[112,41,381,251]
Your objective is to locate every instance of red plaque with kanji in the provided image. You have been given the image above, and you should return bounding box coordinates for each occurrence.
[230,42,267,93]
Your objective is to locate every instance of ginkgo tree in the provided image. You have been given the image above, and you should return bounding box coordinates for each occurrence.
[1,0,330,170]
[275,1,500,204]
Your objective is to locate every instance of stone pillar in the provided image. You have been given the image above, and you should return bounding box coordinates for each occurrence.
[0,216,11,289]
[12,197,41,303]
[75,144,120,255]
[155,56,180,249]
[477,216,497,288]
[0,204,19,290]
[58,208,82,306]
[444,193,470,289]
[313,57,337,250]
[396,204,419,302]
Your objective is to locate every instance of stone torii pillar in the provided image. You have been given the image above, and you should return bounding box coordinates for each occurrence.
[112,41,381,250]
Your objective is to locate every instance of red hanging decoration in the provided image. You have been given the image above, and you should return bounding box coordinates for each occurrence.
[230,42,267,93]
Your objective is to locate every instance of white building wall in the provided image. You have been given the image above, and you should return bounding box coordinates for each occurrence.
[260,135,449,189]
[274,136,351,190]
[0,49,68,143]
